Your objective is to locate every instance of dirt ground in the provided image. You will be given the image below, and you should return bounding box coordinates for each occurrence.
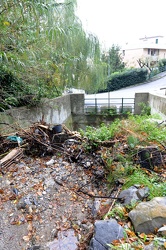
[0,149,112,250]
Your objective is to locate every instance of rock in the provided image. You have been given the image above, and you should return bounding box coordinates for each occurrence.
[44,177,55,188]
[118,186,140,205]
[27,246,41,250]
[50,228,58,240]
[89,219,124,250]
[17,198,27,209]
[17,195,38,209]
[128,197,166,234]
[144,237,166,250]
[158,226,166,236]
[94,170,105,178]
[118,186,150,205]
[85,161,91,168]
[47,229,78,250]
[136,187,150,200]
[91,198,101,218]
[46,159,55,166]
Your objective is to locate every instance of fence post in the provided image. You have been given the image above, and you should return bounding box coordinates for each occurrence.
[108,92,110,109]
[95,98,97,113]
[121,98,124,113]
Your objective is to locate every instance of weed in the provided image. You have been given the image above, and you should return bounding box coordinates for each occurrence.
[107,243,135,250]
[104,204,127,220]
[123,168,166,199]
[127,135,139,149]
[138,102,151,116]
[80,119,120,142]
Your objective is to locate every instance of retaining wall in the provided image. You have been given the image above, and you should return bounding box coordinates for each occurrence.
[0,94,84,133]
[149,93,166,119]
[1,91,165,134]
[134,92,166,119]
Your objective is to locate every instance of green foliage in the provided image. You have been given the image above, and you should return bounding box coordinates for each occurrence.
[123,168,166,199]
[127,135,139,148]
[128,115,166,143]
[158,58,166,72]
[104,204,127,220]
[107,163,135,184]
[102,44,125,76]
[0,65,34,109]
[0,0,108,107]
[100,107,117,116]
[106,68,148,91]
[138,102,151,116]
[80,120,120,142]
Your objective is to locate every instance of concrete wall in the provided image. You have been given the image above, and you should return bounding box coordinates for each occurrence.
[0,93,84,133]
[134,92,166,119]
[72,114,128,131]
[134,93,149,115]
[149,93,166,119]
[1,91,165,134]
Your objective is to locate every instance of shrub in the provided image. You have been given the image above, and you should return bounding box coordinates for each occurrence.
[106,68,148,91]
[158,58,166,72]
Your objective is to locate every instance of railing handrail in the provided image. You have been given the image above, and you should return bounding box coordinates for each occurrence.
[84,97,135,114]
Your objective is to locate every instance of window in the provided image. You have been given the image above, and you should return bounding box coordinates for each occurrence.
[151,49,156,56]
[156,38,158,44]
[123,50,125,56]
[148,49,159,56]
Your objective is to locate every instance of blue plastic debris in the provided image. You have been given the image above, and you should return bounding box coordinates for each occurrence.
[6,135,23,144]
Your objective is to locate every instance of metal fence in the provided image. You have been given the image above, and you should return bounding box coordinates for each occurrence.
[84,97,135,114]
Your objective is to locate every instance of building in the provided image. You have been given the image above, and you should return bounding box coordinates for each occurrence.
[122,36,166,68]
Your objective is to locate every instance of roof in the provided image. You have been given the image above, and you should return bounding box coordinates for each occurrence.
[122,43,166,50]
[139,35,164,40]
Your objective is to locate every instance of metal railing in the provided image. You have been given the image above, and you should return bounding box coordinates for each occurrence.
[84,97,135,114]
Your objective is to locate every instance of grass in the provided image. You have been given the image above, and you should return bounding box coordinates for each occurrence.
[80,114,166,199]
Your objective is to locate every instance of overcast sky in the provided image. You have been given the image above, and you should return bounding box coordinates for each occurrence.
[76,0,166,49]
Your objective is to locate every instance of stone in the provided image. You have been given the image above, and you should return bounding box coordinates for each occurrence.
[118,186,140,205]
[158,226,166,236]
[89,219,124,250]
[91,198,101,218]
[47,229,78,250]
[136,187,150,200]
[128,197,166,234]
[44,177,55,188]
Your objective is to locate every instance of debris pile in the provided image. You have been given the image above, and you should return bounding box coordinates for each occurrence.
[0,122,82,169]
[0,120,166,250]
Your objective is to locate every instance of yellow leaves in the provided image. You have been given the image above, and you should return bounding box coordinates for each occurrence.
[25,214,33,222]
[126,228,137,238]
[70,193,77,201]
[164,242,166,249]
[3,21,10,26]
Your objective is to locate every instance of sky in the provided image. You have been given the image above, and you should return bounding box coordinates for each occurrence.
[76,0,166,49]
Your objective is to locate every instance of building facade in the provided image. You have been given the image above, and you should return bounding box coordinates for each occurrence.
[122,36,166,68]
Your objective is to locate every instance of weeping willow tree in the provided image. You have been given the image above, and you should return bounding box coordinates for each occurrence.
[0,0,107,109]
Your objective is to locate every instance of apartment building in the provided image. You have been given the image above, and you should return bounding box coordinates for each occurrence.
[122,36,166,68]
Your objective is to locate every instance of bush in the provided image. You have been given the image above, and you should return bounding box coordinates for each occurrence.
[0,65,34,110]
[106,68,148,91]
[158,58,166,72]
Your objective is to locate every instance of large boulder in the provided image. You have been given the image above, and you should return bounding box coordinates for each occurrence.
[128,197,166,234]
[89,219,124,250]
